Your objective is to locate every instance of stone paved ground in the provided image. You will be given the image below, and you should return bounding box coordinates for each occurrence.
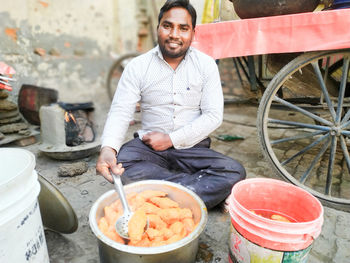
[22,103,350,263]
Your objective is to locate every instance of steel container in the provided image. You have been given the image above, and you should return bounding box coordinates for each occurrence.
[89,180,208,263]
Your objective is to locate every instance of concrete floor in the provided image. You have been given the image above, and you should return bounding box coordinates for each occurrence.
[21,103,350,263]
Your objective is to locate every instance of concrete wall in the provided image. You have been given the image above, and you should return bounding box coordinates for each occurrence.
[0,0,142,136]
[0,0,139,106]
[0,0,237,132]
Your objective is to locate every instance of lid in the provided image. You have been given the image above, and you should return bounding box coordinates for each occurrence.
[0,148,35,186]
[38,174,78,234]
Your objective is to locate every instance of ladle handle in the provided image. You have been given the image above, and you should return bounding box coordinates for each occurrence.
[111,173,132,214]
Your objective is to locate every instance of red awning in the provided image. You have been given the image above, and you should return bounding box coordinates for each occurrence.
[192,9,350,59]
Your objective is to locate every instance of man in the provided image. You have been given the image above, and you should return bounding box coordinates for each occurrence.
[96,0,246,209]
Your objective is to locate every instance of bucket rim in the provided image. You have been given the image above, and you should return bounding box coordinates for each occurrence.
[0,170,39,213]
[228,178,324,229]
[89,180,208,255]
[0,148,35,187]
[227,196,323,242]
[228,200,323,241]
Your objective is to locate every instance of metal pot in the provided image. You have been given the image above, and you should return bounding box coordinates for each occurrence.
[89,180,208,263]
[330,0,350,9]
[230,0,320,19]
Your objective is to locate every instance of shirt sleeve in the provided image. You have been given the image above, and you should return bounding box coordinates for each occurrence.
[101,60,141,153]
[169,57,223,148]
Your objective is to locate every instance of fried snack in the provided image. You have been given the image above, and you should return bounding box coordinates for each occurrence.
[128,210,148,242]
[150,237,167,247]
[146,227,163,241]
[166,234,183,244]
[179,208,193,219]
[129,194,146,211]
[160,227,174,240]
[271,214,291,222]
[169,221,186,237]
[139,190,167,200]
[147,214,167,230]
[110,199,122,212]
[138,202,161,214]
[107,225,125,244]
[98,217,109,234]
[98,190,197,248]
[158,208,181,225]
[182,218,195,233]
[104,206,120,226]
[150,196,179,209]
[128,235,151,247]
[98,217,124,244]
[158,208,193,225]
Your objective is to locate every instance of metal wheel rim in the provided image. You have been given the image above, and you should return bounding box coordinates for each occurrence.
[258,49,350,206]
[107,52,140,100]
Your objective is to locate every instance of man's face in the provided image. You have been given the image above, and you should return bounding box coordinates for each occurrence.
[157,7,195,60]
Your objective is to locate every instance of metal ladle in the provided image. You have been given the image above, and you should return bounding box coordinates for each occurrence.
[111,172,134,239]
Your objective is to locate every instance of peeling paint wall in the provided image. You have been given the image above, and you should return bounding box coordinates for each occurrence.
[0,0,237,135]
[0,0,143,134]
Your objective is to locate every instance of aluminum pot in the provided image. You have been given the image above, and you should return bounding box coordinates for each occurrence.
[89,180,208,263]
[229,0,320,19]
[330,0,350,9]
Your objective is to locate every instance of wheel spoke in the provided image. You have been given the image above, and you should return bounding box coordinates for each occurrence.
[320,57,330,104]
[271,130,326,145]
[312,61,337,122]
[300,137,330,184]
[268,118,331,132]
[281,133,329,166]
[325,136,338,195]
[273,96,333,126]
[341,109,350,125]
[341,129,350,136]
[335,57,350,124]
[323,57,331,84]
[341,120,350,129]
[340,135,350,173]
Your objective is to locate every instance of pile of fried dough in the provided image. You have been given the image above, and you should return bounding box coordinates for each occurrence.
[98,190,197,247]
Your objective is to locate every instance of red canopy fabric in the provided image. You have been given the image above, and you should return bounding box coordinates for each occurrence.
[192,9,350,59]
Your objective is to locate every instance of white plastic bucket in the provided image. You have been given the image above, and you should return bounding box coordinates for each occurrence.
[0,148,49,263]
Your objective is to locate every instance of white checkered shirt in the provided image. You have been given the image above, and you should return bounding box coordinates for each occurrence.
[101,45,223,153]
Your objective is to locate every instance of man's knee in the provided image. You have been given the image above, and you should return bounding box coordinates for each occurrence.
[222,156,246,181]
[118,138,146,163]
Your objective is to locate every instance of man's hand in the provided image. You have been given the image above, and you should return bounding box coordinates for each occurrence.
[96,146,124,183]
[142,131,173,151]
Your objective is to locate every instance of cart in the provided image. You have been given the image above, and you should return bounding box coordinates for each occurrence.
[193,8,350,210]
[107,8,350,210]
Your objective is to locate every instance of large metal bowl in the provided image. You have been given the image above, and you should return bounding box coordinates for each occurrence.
[89,180,208,263]
[230,0,320,19]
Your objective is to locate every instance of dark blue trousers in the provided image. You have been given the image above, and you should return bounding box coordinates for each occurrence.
[117,137,246,209]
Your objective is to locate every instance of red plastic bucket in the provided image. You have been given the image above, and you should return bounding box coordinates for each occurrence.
[228,178,323,262]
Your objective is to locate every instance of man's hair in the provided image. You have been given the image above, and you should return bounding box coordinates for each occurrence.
[158,0,197,29]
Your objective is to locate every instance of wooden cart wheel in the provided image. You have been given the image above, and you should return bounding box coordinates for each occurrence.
[257,49,350,210]
[107,52,140,100]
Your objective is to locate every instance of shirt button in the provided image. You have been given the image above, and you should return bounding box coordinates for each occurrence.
[174,92,176,95]
[173,116,176,119]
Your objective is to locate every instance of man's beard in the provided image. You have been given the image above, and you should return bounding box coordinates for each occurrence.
[159,42,188,59]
